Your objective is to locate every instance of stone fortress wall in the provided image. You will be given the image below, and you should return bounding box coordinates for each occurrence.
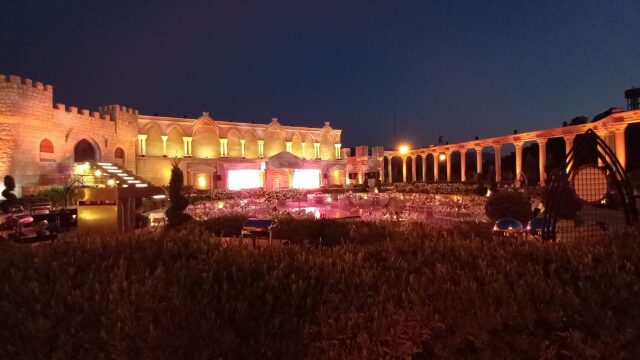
[0,74,138,196]
[0,74,344,195]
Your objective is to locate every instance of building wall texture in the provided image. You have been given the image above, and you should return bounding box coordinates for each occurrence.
[0,74,345,195]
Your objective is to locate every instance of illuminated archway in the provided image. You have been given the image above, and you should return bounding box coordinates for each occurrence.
[74,139,97,162]
[114,147,125,166]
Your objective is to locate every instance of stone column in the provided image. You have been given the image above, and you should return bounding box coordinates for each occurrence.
[313,142,320,159]
[537,138,547,186]
[285,141,293,153]
[387,156,393,183]
[475,147,483,176]
[514,141,523,183]
[494,145,502,182]
[220,138,228,157]
[301,143,306,158]
[182,136,192,157]
[614,127,627,170]
[564,135,574,173]
[240,139,245,158]
[422,154,427,182]
[258,140,265,158]
[137,134,147,156]
[433,154,439,181]
[460,149,466,182]
[335,144,342,159]
[411,156,417,182]
[446,152,452,182]
[161,135,168,156]
[402,156,407,183]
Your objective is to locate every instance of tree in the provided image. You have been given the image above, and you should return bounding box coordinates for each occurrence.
[485,191,532,224]
[165,160,192,227]
[1,175,19,213]
[569,116,588,126]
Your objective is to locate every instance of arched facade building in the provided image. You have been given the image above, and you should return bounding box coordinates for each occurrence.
[0,74,344,195]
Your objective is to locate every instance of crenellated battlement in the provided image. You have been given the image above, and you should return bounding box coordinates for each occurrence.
[0,74,53,92]
[98,104,139,115]
[54,103,112,121]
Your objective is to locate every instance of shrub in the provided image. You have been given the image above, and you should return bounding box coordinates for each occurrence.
[272,218,351,246]
[35,186,67,207]
[484,190,532,223]
[1,228,639,358]
[541,182,582,220]
[0,175,18,213]
[201,214,248,236]
[165,160,192,227]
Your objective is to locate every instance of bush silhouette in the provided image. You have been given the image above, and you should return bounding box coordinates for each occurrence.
[165,161,192,227]
[1,175,19,213]
[485,191,531,223]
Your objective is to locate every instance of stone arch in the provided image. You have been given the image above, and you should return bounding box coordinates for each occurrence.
[425,153,435,182]
[383,156,390,181]
[405,156,413,182]
[227,128,242,158]
[415,154,423,182]
[481,146,496,183]
[74,139,98,162]
[390,156,403,182]
[114,147,125,166]
[243,130,259,159]
[145,124,164,157]
[39,138,54,161]
[166,126,184,158]
[303,134,315,159]
[142,121,163,133]
[291,133,303,158]
[264,129,285,158]
[319,129,336,160]
[461,148,475,181]
[500,143,516,182]
[192,122,220,158]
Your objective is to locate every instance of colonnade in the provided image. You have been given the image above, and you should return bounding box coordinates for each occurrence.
[383,122,629,186]
[136,134,340,160]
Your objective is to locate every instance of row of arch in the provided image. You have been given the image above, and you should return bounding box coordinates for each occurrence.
[384,126,639,185]
[383,137,588,185]
[39,138,125,166]
[143,123,338,160]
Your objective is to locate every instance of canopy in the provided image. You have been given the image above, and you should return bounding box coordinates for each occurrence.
[267,151,303,169]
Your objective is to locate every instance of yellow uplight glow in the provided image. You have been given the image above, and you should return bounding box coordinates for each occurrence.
[439,153,447,161]
[198,175,207,189]
[398,145,409,155]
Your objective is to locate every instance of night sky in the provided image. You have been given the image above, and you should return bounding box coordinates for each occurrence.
[1,0,639,149]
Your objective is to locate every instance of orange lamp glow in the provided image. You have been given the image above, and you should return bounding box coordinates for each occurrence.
[197,175,207,189]
[439,153,447,161]
[398,145,409,155]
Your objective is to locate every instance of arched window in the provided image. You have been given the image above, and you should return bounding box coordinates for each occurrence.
[114,147,125,166]
[39,138,54,162]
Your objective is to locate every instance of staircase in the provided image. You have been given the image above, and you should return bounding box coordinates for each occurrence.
[74,161,155,188]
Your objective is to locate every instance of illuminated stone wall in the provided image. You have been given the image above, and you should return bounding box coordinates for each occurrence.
[0,74,345,194]
[137,115,342,162]
[0,75,137,196]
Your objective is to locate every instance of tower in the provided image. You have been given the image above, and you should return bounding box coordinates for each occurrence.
[624,87,640,110]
